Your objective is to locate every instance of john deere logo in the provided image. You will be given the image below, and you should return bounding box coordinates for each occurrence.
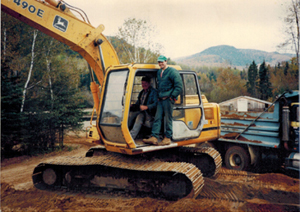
[53,15,68,32]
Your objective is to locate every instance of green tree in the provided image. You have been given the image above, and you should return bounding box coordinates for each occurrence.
[269,57,298,97]
[1,14,86,156]
[246,61,258,96]
[1,58,26,157]
[240,69,247,80]
[207,70,217,82]
[1,13,29,157]
[258,61,272,100]
[284,61,289,75]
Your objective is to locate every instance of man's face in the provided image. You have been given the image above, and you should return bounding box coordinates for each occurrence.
[141,81,150,91]
[158,61,167,70]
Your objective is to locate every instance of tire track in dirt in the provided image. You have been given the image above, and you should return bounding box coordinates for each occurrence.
[1,136,96,191]
[197,168,300,211]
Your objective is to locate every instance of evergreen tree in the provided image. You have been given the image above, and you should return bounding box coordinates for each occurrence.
[246,61,258,96]
[1,59,25,157]
[258,61,272,100]
[240,69,247,80]
[207,71,217,82]
[1,14,86,156]
[1,13,29,157]
[284,61,289,76]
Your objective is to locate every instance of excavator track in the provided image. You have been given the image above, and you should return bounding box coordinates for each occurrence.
[87,146,222,178]
[32,153,204,200]
[177,147,222,178]
[141,146,222,178]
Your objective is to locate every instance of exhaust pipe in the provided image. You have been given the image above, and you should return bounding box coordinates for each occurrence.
[282,106,290,143]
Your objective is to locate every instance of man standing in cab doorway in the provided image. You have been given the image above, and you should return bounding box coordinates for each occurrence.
[143,55,183,145]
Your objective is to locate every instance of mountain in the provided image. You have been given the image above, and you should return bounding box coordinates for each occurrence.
[174,45,294,69]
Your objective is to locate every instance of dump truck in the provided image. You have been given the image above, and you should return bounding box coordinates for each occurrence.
[208,91,299,172]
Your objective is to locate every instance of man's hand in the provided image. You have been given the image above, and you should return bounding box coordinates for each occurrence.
[140,105,148,111]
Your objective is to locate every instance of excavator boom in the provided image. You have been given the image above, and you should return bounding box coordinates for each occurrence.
[1,0,120,86]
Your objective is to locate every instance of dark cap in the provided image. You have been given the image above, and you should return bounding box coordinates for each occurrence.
[141,76,151,83]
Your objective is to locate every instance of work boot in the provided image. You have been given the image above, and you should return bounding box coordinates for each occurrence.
[143,136,158,145]
[159,137,171,146]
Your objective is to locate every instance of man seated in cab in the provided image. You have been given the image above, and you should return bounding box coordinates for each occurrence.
[128,76,158,139]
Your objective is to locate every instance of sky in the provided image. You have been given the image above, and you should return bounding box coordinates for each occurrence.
[69,0,290,59]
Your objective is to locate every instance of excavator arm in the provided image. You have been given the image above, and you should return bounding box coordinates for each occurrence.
[1,0,120,111]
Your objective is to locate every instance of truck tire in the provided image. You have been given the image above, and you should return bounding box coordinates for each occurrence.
[225,146,250,171]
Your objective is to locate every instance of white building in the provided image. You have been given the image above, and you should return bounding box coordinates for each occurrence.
[219,96,272,112]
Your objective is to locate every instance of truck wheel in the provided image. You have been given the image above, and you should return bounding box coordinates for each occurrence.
[225,146,250,171]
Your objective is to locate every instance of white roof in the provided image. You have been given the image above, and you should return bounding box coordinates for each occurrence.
[219,96,272,105]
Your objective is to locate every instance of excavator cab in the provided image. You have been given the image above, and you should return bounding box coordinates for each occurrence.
[97,64,206,155]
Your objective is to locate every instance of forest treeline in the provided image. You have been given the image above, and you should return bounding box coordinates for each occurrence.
[190,58,298,103]
[1,14,298,157]
[1,14,87,157]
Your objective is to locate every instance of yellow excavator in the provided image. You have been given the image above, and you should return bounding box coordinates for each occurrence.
[2,0,222,199]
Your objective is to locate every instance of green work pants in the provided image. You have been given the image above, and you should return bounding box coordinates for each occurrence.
[151,98,174,139]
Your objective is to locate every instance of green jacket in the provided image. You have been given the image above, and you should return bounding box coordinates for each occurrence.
[157,66,183,99]
[131,86,158,116]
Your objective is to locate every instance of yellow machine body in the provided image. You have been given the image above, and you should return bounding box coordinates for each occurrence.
[4,0,224,199]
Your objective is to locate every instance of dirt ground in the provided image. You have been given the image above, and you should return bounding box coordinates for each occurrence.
[1,136,300,212]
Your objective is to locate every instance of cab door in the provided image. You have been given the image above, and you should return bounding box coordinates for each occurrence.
[172,71,205,140]
[98,69,129,145]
